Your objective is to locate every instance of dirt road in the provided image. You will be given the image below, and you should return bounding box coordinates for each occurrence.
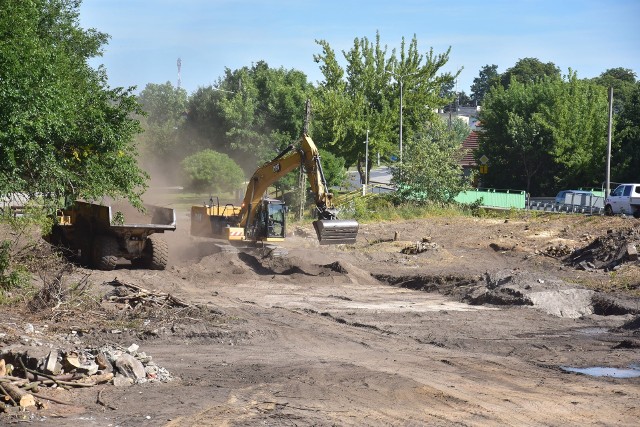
[1,213,639,426]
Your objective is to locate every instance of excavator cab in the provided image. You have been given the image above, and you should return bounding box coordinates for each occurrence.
[250,198,286,242]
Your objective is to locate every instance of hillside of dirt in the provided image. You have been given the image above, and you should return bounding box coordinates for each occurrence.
[1,211,639,426]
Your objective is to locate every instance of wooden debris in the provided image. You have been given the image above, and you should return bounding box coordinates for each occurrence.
[1,382,35,407]
[104,279,191,308]
[97,388,117,410]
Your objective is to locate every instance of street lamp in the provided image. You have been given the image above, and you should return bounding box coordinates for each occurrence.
[386,70,418,164]
[362,129,369,196]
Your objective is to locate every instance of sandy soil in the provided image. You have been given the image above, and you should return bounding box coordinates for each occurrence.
[1,211,639,426]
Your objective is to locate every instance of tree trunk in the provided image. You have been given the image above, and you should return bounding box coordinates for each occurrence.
[2,383,36,407]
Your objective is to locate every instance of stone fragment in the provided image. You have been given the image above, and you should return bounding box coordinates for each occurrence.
[112,374,134,387]
[44,350,62,375]
[64,351,99,375]
[114,353,146,380]
[96,352,113,373]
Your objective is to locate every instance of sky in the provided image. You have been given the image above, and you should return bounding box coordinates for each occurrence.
[79,0,640,96]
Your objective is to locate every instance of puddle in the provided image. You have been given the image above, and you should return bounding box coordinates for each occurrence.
[561,365,640,378]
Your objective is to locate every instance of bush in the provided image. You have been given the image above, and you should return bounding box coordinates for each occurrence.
[0,240,30,298]
[181,149,245,194]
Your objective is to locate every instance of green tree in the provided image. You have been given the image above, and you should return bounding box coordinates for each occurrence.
[478,73,609,195]
[138,81,188,126]
[136,82,188,184]
[470,64,499,105]
[500,58,561,88]
[184,62,314,174]
[313,32,457,182]
[592,68,637,114]
[0,0,147,208]
[391,118,470,203]
[318,149,348,188]
[181,149,245,194]
[613,82,640,182]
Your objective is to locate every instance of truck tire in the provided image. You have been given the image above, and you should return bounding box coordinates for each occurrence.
[142,234,168,270]
[93,235,119,271]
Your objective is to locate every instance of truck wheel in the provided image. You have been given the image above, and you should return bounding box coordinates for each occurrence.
[142,234,169,270]
[634,209,640,219]
[604,205,614,216]
[93,235,119,271]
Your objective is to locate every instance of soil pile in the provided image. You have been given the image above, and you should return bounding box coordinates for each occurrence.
[565,225,640,271]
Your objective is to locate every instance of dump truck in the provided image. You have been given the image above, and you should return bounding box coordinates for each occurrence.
[47,200,176,270]
[190,134,359,245]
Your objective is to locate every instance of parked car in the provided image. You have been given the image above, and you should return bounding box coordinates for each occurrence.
[604,183,640,218]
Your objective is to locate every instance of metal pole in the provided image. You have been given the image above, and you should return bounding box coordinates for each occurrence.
[365,129,369,185]
[399,79,403,164]
[362,130,369,196]
[605,86,613,199]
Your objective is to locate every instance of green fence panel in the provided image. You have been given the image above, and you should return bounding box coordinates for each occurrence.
[454,189,526,209]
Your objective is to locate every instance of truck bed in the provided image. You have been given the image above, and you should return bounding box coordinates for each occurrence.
[71,201,176,231]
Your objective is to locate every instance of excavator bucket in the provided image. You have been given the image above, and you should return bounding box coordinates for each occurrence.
[313,219,359,245]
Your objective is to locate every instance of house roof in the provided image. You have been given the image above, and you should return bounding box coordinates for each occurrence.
[460,131,479,167]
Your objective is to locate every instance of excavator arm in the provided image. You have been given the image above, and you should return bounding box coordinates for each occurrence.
[238,134,358,245]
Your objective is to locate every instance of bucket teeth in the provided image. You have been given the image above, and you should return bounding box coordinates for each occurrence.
[313,220,359,245]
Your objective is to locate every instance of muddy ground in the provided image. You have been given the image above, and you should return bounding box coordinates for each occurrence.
[1,211,640,426]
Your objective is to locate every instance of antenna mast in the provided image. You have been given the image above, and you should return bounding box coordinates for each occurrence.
[177,58,182,89]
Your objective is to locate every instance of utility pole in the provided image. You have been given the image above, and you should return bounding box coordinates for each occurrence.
[299,99,312,219]
[386,70,419,164]
[362,129,369,196]
[606,87,613,198]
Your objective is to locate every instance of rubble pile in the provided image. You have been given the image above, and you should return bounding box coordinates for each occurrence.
[401,237,439,255]
[104,279,191,309]
[565,226,640,271]
[543,243,574,258]
[0,342,172,411]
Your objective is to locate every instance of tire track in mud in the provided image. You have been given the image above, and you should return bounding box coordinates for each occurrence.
[168,287,639,426]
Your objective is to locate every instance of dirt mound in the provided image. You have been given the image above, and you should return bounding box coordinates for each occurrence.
[618,315,640,331]
[565,225,640,271]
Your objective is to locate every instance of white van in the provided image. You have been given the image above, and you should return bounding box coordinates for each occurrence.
[604,184,640,218]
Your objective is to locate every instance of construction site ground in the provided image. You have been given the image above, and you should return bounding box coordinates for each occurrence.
[2,210,640,426]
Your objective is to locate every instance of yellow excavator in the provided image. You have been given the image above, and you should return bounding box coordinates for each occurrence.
[190,134,359,245]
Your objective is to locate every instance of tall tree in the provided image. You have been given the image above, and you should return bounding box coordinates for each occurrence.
[0,0,146,208]
[391,118,470,203]
[313,32,457,182]
[137,82,188,160]
[470,64,499,105]
[592,67,637,114]
[613,81,640,183]
[478,73,609,195]
[184,62,314,173]
[500,58,561,88]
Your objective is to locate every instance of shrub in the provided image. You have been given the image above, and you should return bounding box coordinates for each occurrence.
[181,149,245,194]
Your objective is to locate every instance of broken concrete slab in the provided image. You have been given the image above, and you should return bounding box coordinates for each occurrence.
[114,353,146,380]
